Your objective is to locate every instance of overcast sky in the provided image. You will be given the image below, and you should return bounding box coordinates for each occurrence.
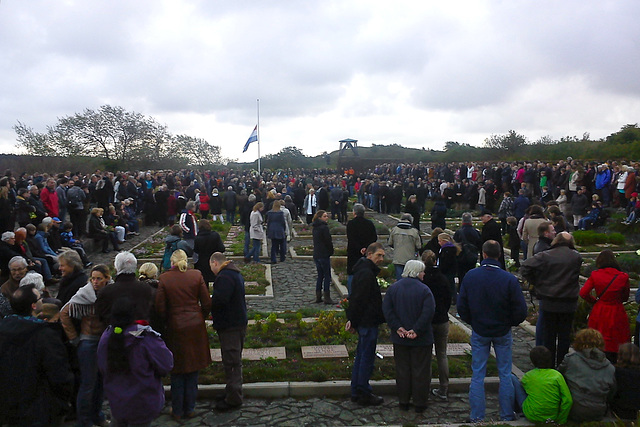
[1,0,639,162]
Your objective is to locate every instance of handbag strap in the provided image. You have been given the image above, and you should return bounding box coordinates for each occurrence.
[595,274,618,302]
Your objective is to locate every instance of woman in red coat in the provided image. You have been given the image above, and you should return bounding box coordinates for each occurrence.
[580,249,630,364]
[197,190,210,219]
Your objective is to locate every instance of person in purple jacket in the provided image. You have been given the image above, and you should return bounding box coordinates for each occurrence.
[97,297,173,427]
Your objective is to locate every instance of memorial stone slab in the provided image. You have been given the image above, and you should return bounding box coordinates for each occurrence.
[301,345,349,359]
[443,343,471,356]
[376,344,394,357]
[210,347,286,362]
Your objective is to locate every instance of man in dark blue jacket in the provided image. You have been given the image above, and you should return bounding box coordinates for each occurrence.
[210,252,248,411]
[457,240,527,423]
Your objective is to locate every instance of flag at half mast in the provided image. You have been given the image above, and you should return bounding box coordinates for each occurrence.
[243,125,258,153]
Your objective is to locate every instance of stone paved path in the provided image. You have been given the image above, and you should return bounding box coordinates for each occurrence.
[248,259,342,312]
[65,392,504,426]
[62,217,541,426]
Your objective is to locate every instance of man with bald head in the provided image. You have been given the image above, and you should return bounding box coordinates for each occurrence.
[521,232,582,367]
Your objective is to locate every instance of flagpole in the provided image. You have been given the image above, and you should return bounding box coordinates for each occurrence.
[257,99,261,175]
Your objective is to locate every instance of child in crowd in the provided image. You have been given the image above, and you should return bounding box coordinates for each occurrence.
[622,192,640,225]
[60,222,92,268]
[512,346,572,424]
[506,216,520,268]
[97,297,174,426]
[610,342,640,420]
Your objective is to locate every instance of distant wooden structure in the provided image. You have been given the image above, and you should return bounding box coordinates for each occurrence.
[339,138,359,157]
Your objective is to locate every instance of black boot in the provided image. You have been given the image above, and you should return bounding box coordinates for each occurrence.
[323,291,335,305]
[315,291,323,303]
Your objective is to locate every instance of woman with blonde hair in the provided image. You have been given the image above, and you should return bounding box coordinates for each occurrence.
[558,328,615,423]
[60,264,112,427]
[266,200,286,264]
[248,202,265,263]
[437,233,460,304]
[155,249,211,421]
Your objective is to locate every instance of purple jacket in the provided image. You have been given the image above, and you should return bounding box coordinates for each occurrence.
[97,324,173,424]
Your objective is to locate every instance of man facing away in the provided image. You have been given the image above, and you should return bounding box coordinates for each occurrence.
[210,252,248,411]
[346,242,387,406]
[0,284,74,426]
[457,240,527,423]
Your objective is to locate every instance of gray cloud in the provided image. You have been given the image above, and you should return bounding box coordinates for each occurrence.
[1,0,639,159]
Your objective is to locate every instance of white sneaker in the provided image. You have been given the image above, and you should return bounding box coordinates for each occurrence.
[431,388,448,401]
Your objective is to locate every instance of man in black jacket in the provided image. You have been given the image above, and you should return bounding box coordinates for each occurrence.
[210,252,248,411]
[346,203,378,293]
[346,242,386,406]
[480,212,505,269]
[0,284,74,426]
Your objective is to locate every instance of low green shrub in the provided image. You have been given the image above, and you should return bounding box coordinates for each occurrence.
[573,230,625,246]
[616,253,640,274]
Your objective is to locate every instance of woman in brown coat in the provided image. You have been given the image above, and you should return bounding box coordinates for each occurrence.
[155,249,212,421]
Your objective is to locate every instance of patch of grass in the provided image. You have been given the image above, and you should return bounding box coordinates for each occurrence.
[201,313,491,383]
[240,263,268,285]
[448,324,470,343]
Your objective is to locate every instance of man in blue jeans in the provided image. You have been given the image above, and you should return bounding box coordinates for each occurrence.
[457,240,527,423]
[345,242,386,406]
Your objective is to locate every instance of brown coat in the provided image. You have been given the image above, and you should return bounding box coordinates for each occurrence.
[60,304,105,341]
[155,268,211,374]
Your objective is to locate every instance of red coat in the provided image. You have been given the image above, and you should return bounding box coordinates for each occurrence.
[198,194,210,212]
[40,187,59,218]
[580,267,630,353]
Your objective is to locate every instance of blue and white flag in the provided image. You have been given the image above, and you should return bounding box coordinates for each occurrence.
[243,125,258,153]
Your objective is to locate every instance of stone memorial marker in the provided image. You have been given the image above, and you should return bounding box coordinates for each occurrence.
[210,348,222,362]
[376,344,394,357]
[441,343,471,356]
[242,347,287,360]
[210,347,286,362]
[301,345,348,359]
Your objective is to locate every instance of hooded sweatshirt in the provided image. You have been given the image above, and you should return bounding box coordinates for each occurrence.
[558,348,616,422]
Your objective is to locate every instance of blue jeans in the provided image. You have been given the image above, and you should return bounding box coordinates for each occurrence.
[77,339,105,427]
[511,373,527,412]
[271,238,286,263]
[226,209,235,224]
[469,330,515,422]
[315,257,331,292]
[243,229,251,257]
[171,371,199,417]
[248,239,261,262]
[351,326,379,397]
[535,309,544,346]
[394,264,404,281]
[347,275,353,295]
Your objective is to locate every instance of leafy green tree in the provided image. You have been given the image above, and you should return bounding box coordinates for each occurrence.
[484,130,528,151]
[606,124,640,144]
[172,134,230,167]
[14,105,227,168]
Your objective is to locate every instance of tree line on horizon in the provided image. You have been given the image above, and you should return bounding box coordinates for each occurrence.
[12,105,640,172]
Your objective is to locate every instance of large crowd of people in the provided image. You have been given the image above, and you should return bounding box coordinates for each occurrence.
[0,158,638,424]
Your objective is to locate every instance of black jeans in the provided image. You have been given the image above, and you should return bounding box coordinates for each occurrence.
[541,311,573,367]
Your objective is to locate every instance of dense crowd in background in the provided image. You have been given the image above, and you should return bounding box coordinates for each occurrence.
[0,157,639,425]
